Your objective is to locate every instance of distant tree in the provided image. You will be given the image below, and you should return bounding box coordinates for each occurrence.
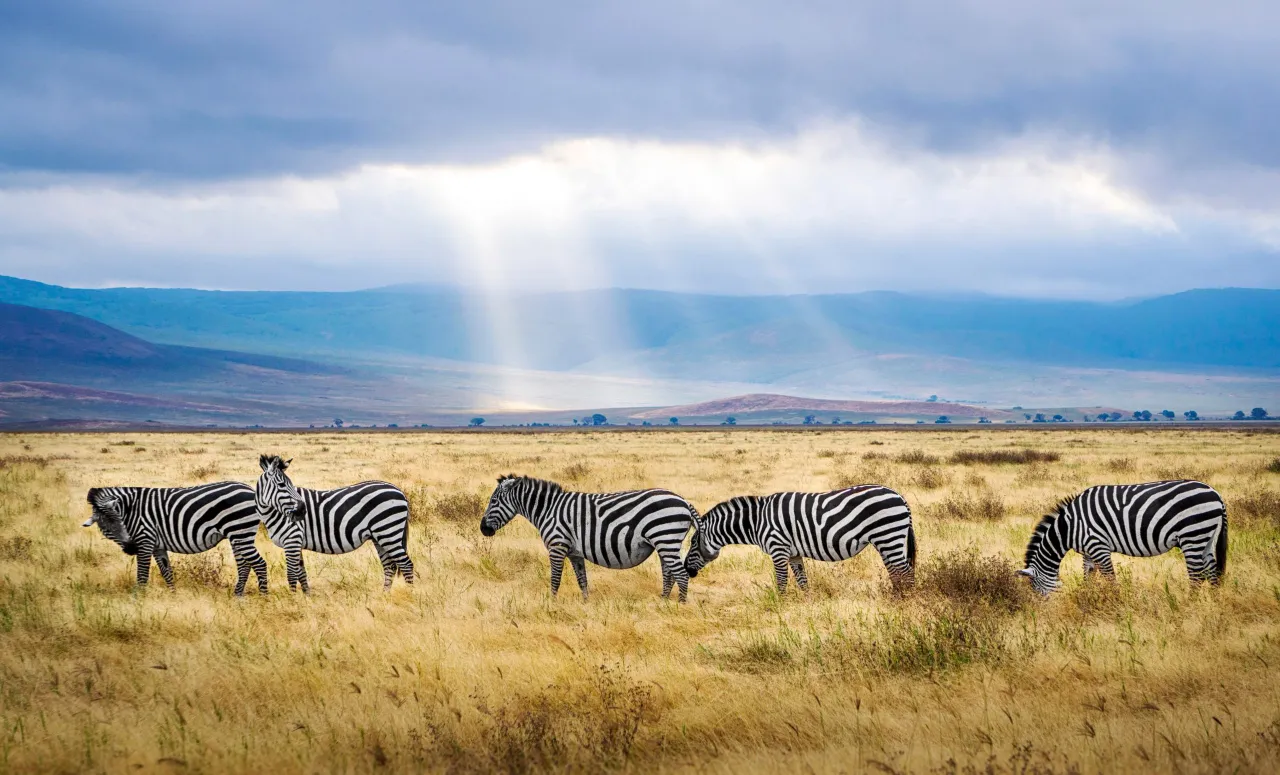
[1012,406,1023,411]
[1252,407,1269,420]
[1052,414,1065,422]
[1034,413,1047,423]
[830,416,841,425]
[935,415,951,424]
[669,417,679,425]
[334,418,344,428]
[1141,410,1153,421]
[724,416,737,425]
[927,395,938,402]
[978,417,992,424]
[1183,410,1199,421]
[803,415,817,425]
[1161,410,1175,420]
[642,420,652,427]
[1234,410,1247,420]
[469,417,485,427]
[1082,415,1092,423]
[1024,414,1032,421]
[591,413,607,426]
[1095,413,1107,421]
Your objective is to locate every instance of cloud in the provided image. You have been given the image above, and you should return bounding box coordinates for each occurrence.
[0,2,1277,294]
[1,121,1273,296]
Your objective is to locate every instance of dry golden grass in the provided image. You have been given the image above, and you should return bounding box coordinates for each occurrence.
[2,427,1280,774]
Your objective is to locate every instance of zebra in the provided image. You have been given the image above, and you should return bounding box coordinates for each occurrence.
[82,482,268,595]
[682,485,917,594]
[479,474,698,602]
[1018,480,1228,594]
[255,455,414,591]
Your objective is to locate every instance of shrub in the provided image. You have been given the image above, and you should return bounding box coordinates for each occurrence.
[950,449,1060,465]
[1266,458,1280,474]
[931,490,1006,522]
[1106,457,1135,473]
[559,461,592,482]
[436,492,487,524]
[0,535,34,561]
[177,554,226,587]
[896,449,940,465]
[914,466,948,490]
[919,550,1031,613]
[187,463,220,480]
[1233,488,1280,529]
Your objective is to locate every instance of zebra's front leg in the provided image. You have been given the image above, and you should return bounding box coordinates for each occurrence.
[768,550,791,595]
[231,537,268,595]
[154,549,176,590]
[568,554,589,600]
[548,547,567,597]
[134,545,154,589]
[789,556,809,592]
[1083,551,1115,580]
[293,549,310,594]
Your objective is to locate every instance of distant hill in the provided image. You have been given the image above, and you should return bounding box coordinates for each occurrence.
[630,393,1014,421]
[2,275,1278,372]
[0,302,342,383]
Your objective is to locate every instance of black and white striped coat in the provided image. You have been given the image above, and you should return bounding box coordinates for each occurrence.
[256,455,414,591]
[683,486,917,594]
[83,482,267,595]
[1019,480,1227,594]
[479,475,698,601]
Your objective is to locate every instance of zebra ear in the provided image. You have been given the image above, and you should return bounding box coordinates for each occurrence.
[259,455,271,472]
[283,458,292,469]
[82,516,96,527]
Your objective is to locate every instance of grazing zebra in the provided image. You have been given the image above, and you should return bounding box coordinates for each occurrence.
[479,475,698,602]
[255,455,414,591]
[683,486,917,594]
[1019,480,1228,594]
[82,482,268,595]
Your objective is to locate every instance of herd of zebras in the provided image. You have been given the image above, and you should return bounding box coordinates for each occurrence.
[82,454,1229,599]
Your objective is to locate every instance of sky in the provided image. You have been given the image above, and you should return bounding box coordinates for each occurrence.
[1,1,1278,298]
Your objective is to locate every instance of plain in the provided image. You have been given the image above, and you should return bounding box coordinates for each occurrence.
[1,427,1279,774]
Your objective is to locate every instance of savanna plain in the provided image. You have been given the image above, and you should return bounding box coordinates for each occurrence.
[2,427,1280,774]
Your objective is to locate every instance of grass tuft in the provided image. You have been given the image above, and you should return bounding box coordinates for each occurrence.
[950,448,1061,465]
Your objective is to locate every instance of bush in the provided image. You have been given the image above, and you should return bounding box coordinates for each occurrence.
[406,487,486,525]
[1267,458,1280,474]
[559,461,592,482]
[177,553,227,587]
[931,490,1006,522]
[919,550,1031,613]
[914,466,948,490]
[1233,488,1280,529]
[949,449,1061,465]
[896,449,940,465]
[1106,457,1135,473]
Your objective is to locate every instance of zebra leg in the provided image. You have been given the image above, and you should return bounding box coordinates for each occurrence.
[768,550,791,595]
[655,544,689,602]
[789,556,809,592]
[292,549,310,594]
[871,538,915,591]
[568,554,588,600]
[373,534,414,588]
[231,536,268,595]
[1086,551,1115,580]
[548,547,567,597]
[375,542,397,590]
[154,549,176,590]
[135,546,153,589]
[1180,538,1215,585]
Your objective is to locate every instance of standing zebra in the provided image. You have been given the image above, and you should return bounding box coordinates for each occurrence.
[1019,480,1227,594]
[683,486,917,594]
[82,482,268,595]
[479,475,698,602]
[255,455,414,591]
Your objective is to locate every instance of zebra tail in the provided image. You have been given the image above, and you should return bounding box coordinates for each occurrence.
[906,520,917,568]
[1215,509,1228,580]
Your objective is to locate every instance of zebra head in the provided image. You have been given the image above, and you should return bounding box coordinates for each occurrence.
[257,455,305,522]
[1018,511,1066,595]
[480,475,521,536]
[683,502,728,578]
[84,488,136,554]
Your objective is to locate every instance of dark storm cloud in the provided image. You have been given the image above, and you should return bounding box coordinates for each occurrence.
[3,1,1278,181]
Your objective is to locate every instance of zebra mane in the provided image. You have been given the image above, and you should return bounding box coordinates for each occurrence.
[1023,500,1070,567]
[260,454,289,471]
[496,474,563,493]
[86,487,102,504]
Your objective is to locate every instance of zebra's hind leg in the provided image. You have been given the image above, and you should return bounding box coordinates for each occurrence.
[789,556,809,592]
[374,542,398,590]
[568,555,588,600]
[398,555,415,585]
[1180,537,1216,586]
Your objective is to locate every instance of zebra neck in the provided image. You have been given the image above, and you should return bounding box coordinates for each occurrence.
[709,500,762,547]
[1034,513,1075,567]
[511,487,565,532]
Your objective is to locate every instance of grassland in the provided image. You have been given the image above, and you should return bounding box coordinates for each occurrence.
[2,428,1279,774]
